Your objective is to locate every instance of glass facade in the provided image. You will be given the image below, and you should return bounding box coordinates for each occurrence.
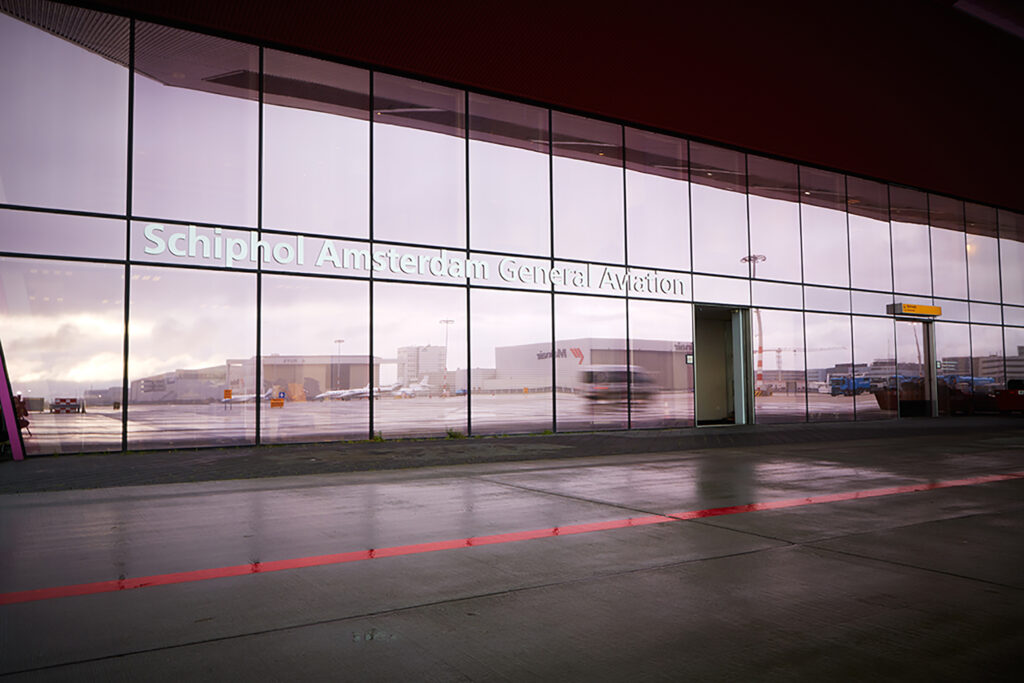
[2,1,1022,456]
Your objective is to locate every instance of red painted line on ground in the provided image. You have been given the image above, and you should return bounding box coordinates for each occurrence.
[666,472,1024,520]
[2,472,1021,606]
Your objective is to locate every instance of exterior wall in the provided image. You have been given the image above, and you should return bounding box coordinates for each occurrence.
[1,0,1022,455]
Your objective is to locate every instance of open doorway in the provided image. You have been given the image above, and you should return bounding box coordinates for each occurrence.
[894,319,937,417]
[694,306,752,425]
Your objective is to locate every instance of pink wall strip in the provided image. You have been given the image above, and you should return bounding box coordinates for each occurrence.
[0,342,26,461]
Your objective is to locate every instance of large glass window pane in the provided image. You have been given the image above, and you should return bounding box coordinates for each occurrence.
[934,322,972,415]
[936,298,970,323]
[970,324,1005,412]
[373,74,465,248]
[469,288,552,434]
[970,302,1002,325]
[804,313,854,421]
[999,210,1024,306]
[372,282,466,437]
[800,168,848,287]
[747,156,801,282]
[0,258,124,454]
[469,95,549,255]
[1004,307,1024,327]
[804,285,850,313]
[263,50,368,238]
[890,187,931,296]
[847,177,892,291]
[628,300,694,428]
[852,290,894,316]
[554,294,627,431]
[693,275,749,306]
[853,316,896,421]
[127,266,256,448]
[1,209,125,260]
[929,195,967,300]
[691,143,747,277]
[133,24,258,226]
[0,3,128,214]
[625,128,689,271]
[752,281,802,309]
[965,203,1000,302]
[752,309,806,424]
[261,275,369,443]
[552,112,623,263]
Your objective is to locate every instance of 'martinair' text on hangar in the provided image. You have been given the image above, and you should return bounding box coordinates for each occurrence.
[1,0,1022,459]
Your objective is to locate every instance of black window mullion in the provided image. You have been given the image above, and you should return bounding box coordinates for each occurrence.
[465,90,472,436]
[368,71,376,440]
[120,17,135,453]
[255,46,264,446]
[549,108,557,432]
[622,126,631,430]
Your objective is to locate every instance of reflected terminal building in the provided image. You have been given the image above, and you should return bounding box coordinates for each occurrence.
[1,0,1022,458]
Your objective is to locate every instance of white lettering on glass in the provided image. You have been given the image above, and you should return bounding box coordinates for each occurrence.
[137,225,683,298]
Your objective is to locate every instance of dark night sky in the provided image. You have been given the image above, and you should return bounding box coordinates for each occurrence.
[88,0,1024,212]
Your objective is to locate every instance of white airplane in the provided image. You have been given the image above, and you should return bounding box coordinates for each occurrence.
[222,388,274,403]
[316,382,403,401]
[315,384,371,401]
[396,379,433,398]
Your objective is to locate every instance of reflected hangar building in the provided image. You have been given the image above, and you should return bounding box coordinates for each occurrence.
[1,0,1023,459]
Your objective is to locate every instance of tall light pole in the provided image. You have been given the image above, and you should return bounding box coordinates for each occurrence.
[333,338,344,389]
[439,319,454,396]
[741,254,766,394]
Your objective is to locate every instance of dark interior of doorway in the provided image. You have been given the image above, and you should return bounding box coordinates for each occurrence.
[694,306,747,426]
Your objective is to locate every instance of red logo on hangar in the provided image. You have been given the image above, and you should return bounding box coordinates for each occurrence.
[535,347,585,364]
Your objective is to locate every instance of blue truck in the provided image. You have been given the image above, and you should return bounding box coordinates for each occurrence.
[829,375,871,396]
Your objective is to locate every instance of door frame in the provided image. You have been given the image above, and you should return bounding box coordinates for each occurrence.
[694,305,753,426]
[894,317,938,418]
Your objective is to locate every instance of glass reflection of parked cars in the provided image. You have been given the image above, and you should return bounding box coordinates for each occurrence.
[936,374,997,414]
[579,365,658,401]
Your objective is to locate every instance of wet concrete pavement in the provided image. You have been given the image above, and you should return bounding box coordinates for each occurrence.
[1,417,1022,680]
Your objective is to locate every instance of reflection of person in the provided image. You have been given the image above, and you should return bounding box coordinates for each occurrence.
[15,395,31,436]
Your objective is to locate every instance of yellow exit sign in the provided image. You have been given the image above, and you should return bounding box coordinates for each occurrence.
[886,303,942,317]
